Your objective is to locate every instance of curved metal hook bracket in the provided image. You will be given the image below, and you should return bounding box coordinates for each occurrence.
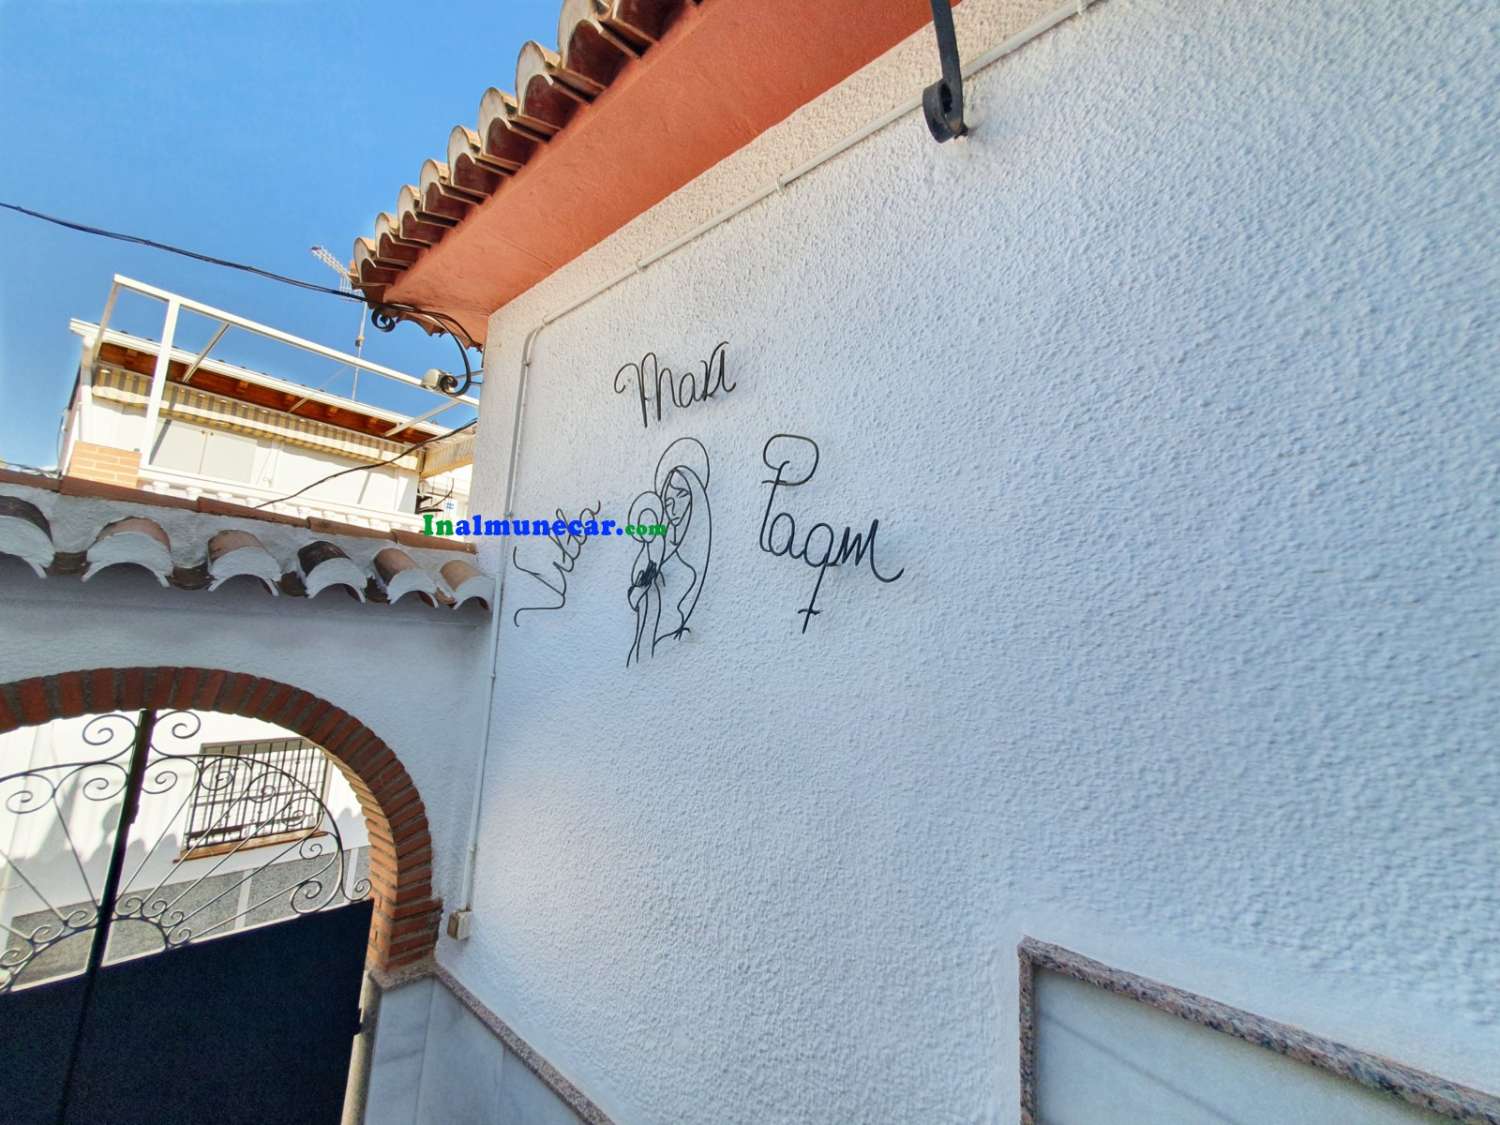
[923,0,968,142]
[368,302,483,398]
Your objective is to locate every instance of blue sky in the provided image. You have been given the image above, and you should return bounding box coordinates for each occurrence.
[0,0,560,469]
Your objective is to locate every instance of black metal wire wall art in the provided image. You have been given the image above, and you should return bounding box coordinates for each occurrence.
[759,434,906,633]
[614,342,734,429]
[511,501,603,626]
[627,437,712,665]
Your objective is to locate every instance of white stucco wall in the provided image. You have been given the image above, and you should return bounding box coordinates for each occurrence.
[446,0,1499,1121]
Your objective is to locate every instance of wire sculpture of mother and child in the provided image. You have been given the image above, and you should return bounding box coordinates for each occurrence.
[626,437,712,666]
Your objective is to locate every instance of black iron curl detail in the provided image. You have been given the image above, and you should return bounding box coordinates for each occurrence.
[105,734,356,950]
[369,302,483,397]
[161,710,203,742]
[80,711,140,752]
[626,437,712,666]
[922,0,968,142]
[3,712,136,817]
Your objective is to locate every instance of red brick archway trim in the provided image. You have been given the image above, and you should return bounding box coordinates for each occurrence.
[0,667,440,970]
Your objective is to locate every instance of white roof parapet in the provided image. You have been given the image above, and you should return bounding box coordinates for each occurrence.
[0,476,490,613]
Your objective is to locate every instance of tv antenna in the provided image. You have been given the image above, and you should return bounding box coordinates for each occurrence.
[310,245,365,399]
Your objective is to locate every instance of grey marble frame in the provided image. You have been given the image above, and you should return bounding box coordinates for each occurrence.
[366,958,615,1125]
[1017,937,1500,1125]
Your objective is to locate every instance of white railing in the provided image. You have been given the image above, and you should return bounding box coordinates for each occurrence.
[88,276,478,474]
[137,466,427,533]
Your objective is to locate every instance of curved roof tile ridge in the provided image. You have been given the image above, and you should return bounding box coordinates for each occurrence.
[418,160,477,224]
[477,89,548,171]
[349,0,693,319]
[440,558,493,611]
[297,540,367,602]
[447,126,509,196]
[207,529,282,596]
[375,546,441,608]
[0,496,55,578]
[516,41,594,130]
[396,183,457,246]
[559,4,642,87]
[0,472,491,614]
[84,517,173,586]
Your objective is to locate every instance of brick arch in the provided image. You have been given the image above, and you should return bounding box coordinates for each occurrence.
[0,667,440,970]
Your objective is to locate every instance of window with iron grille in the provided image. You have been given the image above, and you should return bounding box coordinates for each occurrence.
[182,738,330,857]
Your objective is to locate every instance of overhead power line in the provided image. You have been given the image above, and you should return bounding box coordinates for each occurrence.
[0,200,483,349]
[0,201,360,300]
[2,197,482,361]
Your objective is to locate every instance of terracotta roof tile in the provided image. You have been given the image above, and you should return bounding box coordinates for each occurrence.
[350,0,696,319]
[0,468,60,492]
[390,527,473,553]
[349,0,942,338]
[308,516,396,542]
[4,476,476,553]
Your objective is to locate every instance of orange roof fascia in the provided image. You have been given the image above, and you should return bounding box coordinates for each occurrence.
[381,0,949,339]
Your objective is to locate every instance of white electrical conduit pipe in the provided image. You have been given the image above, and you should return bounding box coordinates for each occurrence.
[455,0,1099,914]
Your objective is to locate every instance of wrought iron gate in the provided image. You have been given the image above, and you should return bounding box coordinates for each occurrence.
[0,709,372,1125]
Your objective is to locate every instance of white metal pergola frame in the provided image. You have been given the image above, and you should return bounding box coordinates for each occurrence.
[86,276,480,470]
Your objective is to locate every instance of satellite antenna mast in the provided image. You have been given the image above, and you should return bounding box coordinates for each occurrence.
[309,245,365,400]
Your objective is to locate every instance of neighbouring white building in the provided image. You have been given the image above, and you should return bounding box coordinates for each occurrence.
[0,1,1495,1123]
[55,281,474,534]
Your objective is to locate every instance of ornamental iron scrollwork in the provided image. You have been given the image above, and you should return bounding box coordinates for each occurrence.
[0,709,368,994]
[369,302,483,397]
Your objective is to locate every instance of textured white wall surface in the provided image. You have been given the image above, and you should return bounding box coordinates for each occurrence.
[440,0,1499,1121]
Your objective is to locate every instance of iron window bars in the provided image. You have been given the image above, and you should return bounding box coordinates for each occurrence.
[184,737,330,856]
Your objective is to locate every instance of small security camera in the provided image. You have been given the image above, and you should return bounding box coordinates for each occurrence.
[421,368,461,395]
